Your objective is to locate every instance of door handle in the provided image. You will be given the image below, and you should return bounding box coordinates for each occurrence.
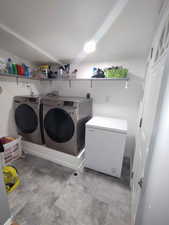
[138,177,144,189]
[139,118,143,128]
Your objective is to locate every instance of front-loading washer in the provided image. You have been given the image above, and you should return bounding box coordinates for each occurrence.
[14,96,44,145]
[42,96,92,156]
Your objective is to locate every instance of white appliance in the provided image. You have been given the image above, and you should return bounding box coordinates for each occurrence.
[85,116,127,178]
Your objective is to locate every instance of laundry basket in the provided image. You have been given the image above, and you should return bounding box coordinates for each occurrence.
[0,136,22,166]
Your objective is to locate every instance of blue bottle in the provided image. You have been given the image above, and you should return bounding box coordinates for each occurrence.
[7,58,13,74]
[93,67,97,76]
[23,64,30,78]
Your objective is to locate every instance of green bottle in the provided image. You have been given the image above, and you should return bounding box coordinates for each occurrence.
[12,64,17,74]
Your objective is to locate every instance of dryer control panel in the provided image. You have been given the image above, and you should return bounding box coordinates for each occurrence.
[64,101,74,107]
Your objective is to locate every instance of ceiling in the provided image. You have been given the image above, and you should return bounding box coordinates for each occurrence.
[0,0,164,64]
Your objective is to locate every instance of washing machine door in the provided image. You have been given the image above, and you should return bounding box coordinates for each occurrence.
[44,108,75,143]
[15,104,38,134]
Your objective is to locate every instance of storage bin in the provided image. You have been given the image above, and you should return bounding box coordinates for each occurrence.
[104,68,128,78]
[1,136,22,166]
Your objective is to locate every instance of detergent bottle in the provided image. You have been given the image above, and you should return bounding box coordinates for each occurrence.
[6,58,13,74]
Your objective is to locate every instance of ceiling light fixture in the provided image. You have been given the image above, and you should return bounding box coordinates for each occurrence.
[74,0,129,63]
[83,40,96,54]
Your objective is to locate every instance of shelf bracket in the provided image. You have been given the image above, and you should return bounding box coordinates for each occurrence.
[125,80,128,89]
[49,79,53,86]
[69,80,71,88]
[16,76,19,87]
[90,79,93,88]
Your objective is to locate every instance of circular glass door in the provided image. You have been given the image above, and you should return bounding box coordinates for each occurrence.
[15,104,38,133]
[44,108,74,143]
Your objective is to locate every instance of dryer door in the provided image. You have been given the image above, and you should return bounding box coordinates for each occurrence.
[15,104,38,134]
[44,108,74,143]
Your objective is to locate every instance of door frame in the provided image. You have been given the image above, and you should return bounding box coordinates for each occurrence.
[131,2,169,223]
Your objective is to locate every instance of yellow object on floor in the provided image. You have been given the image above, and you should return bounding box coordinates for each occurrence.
[3,166,20,193]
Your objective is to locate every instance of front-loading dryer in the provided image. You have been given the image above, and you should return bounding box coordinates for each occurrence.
[14,96,44,145]
[42,96,92,156]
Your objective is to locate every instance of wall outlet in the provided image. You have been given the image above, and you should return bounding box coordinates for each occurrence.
[105,96,110,102]
[0,86,3,94]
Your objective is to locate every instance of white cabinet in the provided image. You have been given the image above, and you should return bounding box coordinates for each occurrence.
[85,117,127,178]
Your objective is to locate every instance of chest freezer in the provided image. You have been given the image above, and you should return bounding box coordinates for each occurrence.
[85,116,127,178]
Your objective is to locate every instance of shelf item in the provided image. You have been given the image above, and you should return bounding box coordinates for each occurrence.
[104,68,128,79]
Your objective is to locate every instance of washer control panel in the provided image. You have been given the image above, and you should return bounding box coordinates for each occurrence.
[64,101,74,107]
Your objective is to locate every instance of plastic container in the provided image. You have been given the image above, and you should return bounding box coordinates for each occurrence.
[23,64,31,78]
[0,59,8,74]
[16,65,24,76]
[104,68,128,78]
[1,136,22,166]
[6,58,13,74]
[93,67,97,76]
[12,63,17,74]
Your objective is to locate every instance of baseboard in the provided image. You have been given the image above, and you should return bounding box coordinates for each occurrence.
[22,141,85,171]
[4,217,12,225]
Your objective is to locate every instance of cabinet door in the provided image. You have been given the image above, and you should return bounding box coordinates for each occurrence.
[85,128,126,177]
[0,157,11,224]
[131,5,169,223]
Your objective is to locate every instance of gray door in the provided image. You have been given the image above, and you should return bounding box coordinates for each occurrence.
[135,49,169,225]
[131,4,169,222]
[0,155,11,225]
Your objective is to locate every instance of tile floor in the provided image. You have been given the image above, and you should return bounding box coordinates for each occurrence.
[8,154,131,225]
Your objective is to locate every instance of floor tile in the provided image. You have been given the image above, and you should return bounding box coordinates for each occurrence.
[8,154,73,217]
[8,154,131,225]
[55,179,109,225]
[105,202,131,225]
[69,169,130,206]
